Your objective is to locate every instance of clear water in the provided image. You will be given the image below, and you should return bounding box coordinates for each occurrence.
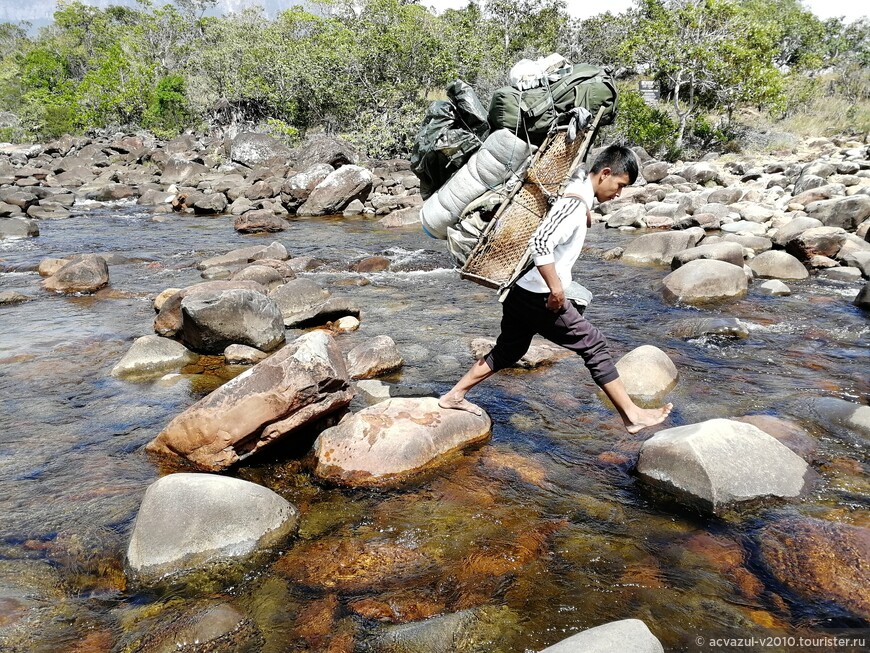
[0,204,867,652]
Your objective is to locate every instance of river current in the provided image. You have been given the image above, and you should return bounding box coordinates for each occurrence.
[0,202,867,652]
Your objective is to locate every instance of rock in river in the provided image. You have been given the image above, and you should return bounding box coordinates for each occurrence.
[147,331,352,471]
[756,516,870,620]
[661,259,748,304]
[621,228,705,265]
[126,473,298,582]
[748,250,808,280]
[615,345,678,401]
[42,254,109,294]
[346,335,404,379]
[111,335,197,378]
[180,288,285,354]
[538,618,664,653]
[637,418,810,512]
[313,397,491,486]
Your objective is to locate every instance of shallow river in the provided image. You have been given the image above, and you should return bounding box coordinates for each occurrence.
[0,202,867,652]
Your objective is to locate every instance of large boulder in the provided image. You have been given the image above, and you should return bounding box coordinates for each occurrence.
[280,163,334,213]
[296,165,374,216]
[346,335,404,379]
[126,473,298,582]
[313,397,491,486]
[756,516,870,620]
[269,278,359,327]
[42,254,109,294]
[192,192,228,215]
[0,217,39,239]
[161,157,209,185]
[538,619,663,653]
[785,226,847,260]
[615,345,678,401]
[748,250,808,280]
[771,216,823,247]
[670,242,744,270]
[637,418,810,511]
[180,288,285,354]
[147,330,353,470]
[806,195,870,231]
[230,132,292,168]
[680,162,719,185]
[661,259,748,304]
[233,209,287,233]
[291,133,356,169]
[621,228,705,265]
[605,203,646,229]
[111,335,197,378]
[154,280,267,337]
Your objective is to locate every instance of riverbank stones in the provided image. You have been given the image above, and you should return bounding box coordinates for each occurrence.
[637,418,810,512]
[538,619,663,653]
[756,516,870,620]
[615,345,678,401]
[111,335,197,378]
[126,473,298,582]
[147,331,352,471]
[661,259,748,304]
[313,397,491,486]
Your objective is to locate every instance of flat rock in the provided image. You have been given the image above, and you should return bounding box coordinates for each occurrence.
[0,217,39,238]
[668,317,750,339]
[720,220,768,236]
[771,216,823,247]
[198,242,288,270]
[43,254,109,294]
[111,335,197,378]
[180,288,285,354]
[538,619,663,653]
[0,290,29,305]
[785,226,847,260]
[621,228,705,265]
[671,242,744,270]
[231,264,285,291]
[661,259,748,304]
[637,418,810,511]
[615,345,678,401]
[756,516,870,620]
[126,473,298,582]
[313,397,491,486]
[749,250,808,280]
[380,206,421,227]
[147,331,353,470]
[346,335,404,379]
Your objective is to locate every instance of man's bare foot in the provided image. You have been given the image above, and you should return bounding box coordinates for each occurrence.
[438,394,483,416]
[625,403,673,434]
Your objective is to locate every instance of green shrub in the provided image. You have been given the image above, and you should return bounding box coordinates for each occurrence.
[344,101,427,161]
[144,74,188,137]
[610,90,678,159]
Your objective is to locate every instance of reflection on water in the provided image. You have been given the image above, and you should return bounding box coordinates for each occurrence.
[0,204,867,651]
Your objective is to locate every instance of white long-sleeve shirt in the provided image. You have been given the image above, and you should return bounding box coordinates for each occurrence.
[516,170,594,294]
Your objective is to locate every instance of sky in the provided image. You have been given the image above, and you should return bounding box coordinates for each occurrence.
[0,0,867,24]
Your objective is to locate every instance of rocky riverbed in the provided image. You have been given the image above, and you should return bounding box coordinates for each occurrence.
[0,130,868,652]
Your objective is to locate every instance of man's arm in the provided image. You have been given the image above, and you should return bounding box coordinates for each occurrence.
[537,262,565,312]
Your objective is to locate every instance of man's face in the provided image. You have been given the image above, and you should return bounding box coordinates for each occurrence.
[593,169,632,202]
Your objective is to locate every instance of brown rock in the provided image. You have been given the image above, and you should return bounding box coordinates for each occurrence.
[736,415,818,461]
[233,209,287,233]
[757,516,870,619]
[146,330,352,470]
[42,254,109,294]
[352,255,390,273]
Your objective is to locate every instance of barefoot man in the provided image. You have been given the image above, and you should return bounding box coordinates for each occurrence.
[439,144,672,433]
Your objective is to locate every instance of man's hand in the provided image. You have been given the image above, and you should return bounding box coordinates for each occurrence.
[546,289,565,312]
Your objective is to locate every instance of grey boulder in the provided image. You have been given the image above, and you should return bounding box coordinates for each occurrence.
[671,242,744,270]
[43,254,109,294]
[126,473,298,582]
[637,418,810,511]
[748,250,808,280]
[296,165,374,216]
[661,259,748,304]
[0,217,39,238]
[346,335,404,380]
[198,242,288,270]
[621,228,705,265]
[615,345,678,401]
[180,288,285,354]
[230,132,292,168]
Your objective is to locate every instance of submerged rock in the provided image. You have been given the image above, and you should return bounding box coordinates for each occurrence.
[668,317,750,339]
[756,516,870,620]
[806,397,870,441]
[538,619,664,653]
[313,397,491,486]
[470,337,571,369]
[346,335,404,379]
[111,335,198,378]
[637,418,810,512]
[126,473,298,582]
[147,331,352,470]
[615,345,678,401]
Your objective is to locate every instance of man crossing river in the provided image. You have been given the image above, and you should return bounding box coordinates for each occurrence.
[439,144,672,434]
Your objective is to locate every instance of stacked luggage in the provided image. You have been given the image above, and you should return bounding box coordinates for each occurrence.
[411,54,618,278]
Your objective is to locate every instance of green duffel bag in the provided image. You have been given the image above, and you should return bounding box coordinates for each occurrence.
[488,64,618,145]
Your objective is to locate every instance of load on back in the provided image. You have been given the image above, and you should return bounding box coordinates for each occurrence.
[411,55,618,296]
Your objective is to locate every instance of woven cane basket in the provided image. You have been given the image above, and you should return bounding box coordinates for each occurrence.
[459,125,592,292]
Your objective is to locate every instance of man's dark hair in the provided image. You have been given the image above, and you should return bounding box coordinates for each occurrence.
[590,144,639,184]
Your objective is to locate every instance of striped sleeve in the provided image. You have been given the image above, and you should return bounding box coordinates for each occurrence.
[529,196,585,265]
